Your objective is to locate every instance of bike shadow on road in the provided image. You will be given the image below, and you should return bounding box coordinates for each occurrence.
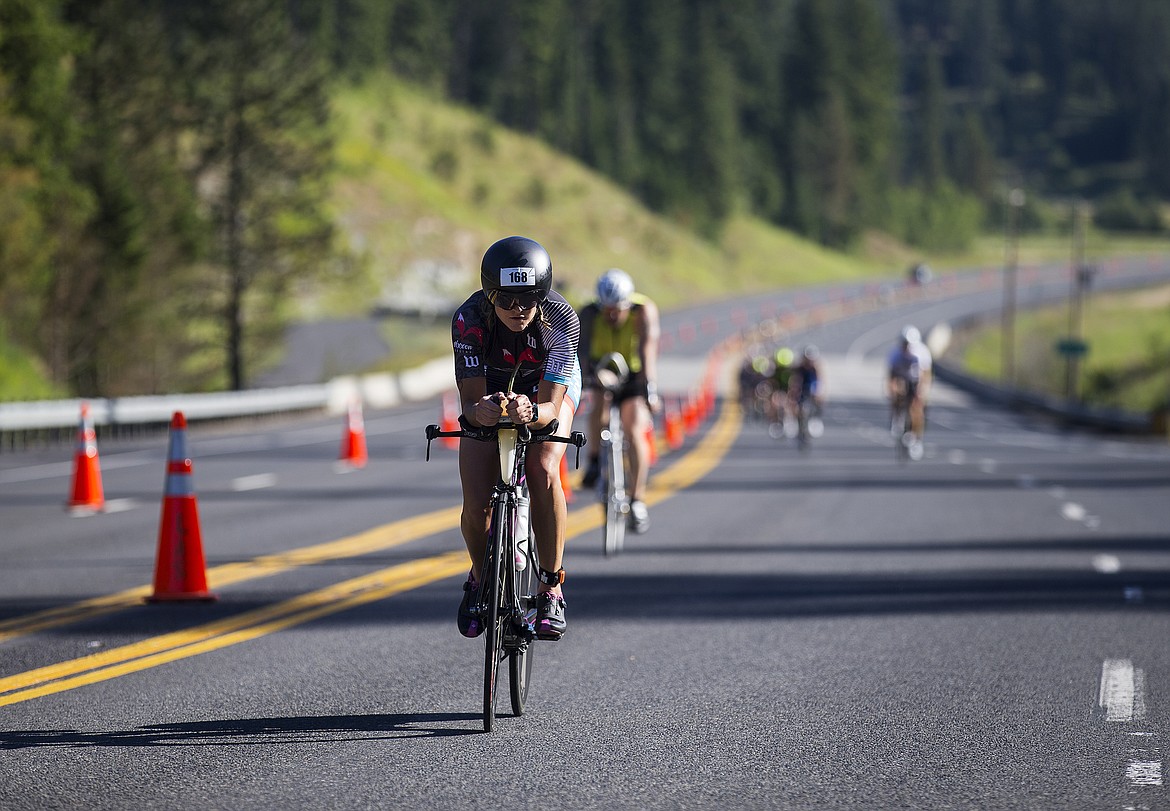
[0,712,482,749]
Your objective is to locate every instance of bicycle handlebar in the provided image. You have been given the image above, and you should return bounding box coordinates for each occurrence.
[424,416,587,465]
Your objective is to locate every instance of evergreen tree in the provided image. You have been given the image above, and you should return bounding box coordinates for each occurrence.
[681,1,739,234]
[178,0,335,391]
[0,0,94,390]
[913,45,947,190]
[61,0,206,396]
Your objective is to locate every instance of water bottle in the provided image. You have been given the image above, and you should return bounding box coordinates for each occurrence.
[514,489,530,571]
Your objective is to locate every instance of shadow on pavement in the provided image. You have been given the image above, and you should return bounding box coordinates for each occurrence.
[0,712,481,749]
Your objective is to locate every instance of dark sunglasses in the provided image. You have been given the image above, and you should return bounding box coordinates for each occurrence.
[491,291,545,310]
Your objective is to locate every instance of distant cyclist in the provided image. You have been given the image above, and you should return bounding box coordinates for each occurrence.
[450,236,582,641]
[886,325,932,458]
[771,347,796,428]
[577,268,660,534]
[790,345,823,411]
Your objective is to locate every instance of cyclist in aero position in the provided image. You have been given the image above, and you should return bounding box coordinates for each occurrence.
[887,325,932,458]
[789,345,824,441]
[451,236,582,641]
[577,268,660,534]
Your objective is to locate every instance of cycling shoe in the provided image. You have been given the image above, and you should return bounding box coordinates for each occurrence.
[534,592,567,640]
[457,574,483,638]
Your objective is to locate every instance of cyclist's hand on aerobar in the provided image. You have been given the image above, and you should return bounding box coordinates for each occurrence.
[474,393,506,426]
[504,393,536,425]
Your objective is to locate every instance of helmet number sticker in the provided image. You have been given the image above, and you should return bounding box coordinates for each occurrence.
[500,267,533,287]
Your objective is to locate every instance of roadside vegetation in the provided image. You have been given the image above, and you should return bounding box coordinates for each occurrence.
[952,283,1170,414]
[3,1,1170,405]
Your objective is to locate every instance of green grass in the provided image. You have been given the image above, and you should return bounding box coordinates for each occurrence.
[0,322,65,402]
[955,284,1170,413]
[324,73,897,319]
[6,70,1170,400]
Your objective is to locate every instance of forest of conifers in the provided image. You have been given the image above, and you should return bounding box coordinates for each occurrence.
[1,0,1167,397]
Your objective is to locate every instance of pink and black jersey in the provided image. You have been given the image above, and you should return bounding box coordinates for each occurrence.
[452,290,582,404]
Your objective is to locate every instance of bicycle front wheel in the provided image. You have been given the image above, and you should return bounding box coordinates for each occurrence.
[508,545,535,716]
[482,502,508,732]
[604,494,627,556]
[603,435,627,556]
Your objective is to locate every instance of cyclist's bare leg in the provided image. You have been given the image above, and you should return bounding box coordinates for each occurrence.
[909,395,925,439]
[621,395,651,502]
[526,397,575,596]
[458,436,498,582]
[586,388,605,457]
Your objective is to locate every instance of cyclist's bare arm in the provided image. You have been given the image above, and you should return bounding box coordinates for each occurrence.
[458,377,510,427]
[576,305,598,383]
[521,379,566,432]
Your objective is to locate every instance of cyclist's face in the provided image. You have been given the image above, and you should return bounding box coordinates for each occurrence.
[602,303,630,326]
[494,295,540,331]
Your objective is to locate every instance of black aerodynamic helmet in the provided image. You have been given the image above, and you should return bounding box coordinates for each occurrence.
[480,236,553,304]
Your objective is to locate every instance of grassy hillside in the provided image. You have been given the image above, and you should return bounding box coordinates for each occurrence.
[320,74,896,321]
[955,283,1170,413]
[5,72,1166,399]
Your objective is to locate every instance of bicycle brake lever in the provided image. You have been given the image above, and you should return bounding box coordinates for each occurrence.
[424,424,441,461]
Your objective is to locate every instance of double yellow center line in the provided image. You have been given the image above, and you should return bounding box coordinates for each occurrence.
[0,401,740,707]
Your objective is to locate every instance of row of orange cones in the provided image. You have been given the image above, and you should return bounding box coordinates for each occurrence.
[64,377,719,602]
[66,400,372,603]
[67,405,217,601]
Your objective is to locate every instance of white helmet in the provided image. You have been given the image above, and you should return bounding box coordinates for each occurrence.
[597,268,634,308]
[900,325,921,344]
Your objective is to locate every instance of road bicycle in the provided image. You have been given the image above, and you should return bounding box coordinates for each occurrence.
[889,384,921,462]
[593,352,631,556]
[426,414,585,732]
[794,394,823,451]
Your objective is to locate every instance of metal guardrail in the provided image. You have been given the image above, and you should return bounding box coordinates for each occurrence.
[6,256,1168,446]
[0,357,454,449]
[932,361,1154,435]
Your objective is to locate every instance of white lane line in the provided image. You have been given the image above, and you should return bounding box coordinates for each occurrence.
[102,498,136,513]
[1099,659,1146,722]
[1126,759,1163,787]
[230,473,277,492]
[1062,502,1087,521]
[1092,554,1122,574]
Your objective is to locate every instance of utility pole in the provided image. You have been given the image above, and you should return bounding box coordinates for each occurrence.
[1064,202,1092,401]
[1002,188,1024,385]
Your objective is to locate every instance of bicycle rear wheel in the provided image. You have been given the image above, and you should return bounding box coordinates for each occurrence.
[482,503,507,732]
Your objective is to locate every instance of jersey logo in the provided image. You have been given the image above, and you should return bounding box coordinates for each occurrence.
[519,347,540,365]
[463,355,481,369]
[455,312,484,345]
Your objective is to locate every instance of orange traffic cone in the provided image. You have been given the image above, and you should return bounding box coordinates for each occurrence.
[560,453,574,504]
[440,390,460,450]
[148,412,216,602]
[67,401,105,515]
[683,395,700,433]
[664,400,685,450]
[338,397,368,469]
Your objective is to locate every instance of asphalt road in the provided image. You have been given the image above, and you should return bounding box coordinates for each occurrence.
[2,263,1169,810]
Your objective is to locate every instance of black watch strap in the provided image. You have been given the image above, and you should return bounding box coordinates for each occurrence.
[537,567,565,586]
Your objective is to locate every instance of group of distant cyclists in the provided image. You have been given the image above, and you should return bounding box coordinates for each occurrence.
[738,324,933,454]
[448,233,934,644]
[449,236,660,642]
[738,344,824,438]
